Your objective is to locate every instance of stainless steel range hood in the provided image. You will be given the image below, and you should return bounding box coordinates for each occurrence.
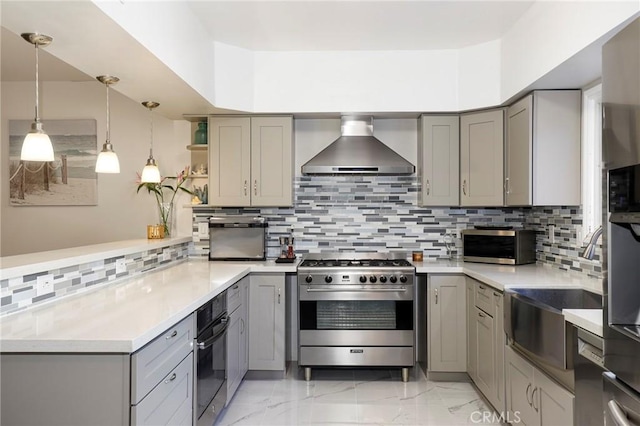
[301,116,415,175]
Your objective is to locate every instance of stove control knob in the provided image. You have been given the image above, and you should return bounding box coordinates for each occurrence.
[359,275,367,283]
[325,276,333,283]
[305,275,313,284]
[379,276,387,283]
[389,276,398,283]
[369,276,377,283]
[399,275,408,283]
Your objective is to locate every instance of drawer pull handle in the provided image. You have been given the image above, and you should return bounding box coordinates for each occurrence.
[479,285,485,290]
[165,373,177,384]
[233,284,239,290]
[478,312,486,318]
[244,180,247,196]
[435,288,438,304]
[166,330,178,339]
[493,292,501,297]
[278,287,281,304]
[254,180,258,196]
[463,179,467,196]
[526,383,532,406]
[426,179,430,196]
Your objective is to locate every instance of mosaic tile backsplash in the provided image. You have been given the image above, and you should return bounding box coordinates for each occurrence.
[0,242,190,315]
[192,175,602,279]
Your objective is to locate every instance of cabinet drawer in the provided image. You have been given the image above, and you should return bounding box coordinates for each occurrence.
[131,314,194,404]
[475,281,493,315]
[227,281,242,314]
[131,353,193,426]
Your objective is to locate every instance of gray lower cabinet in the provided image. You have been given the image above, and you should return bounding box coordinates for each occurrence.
[249,273,286,372]
[0,314,194,426]
[506,346,574,426]
[466,277,506,413]
[131,353,193,426]
[226,276,249,404]
[428,274,467,372]
[466,280,477,382]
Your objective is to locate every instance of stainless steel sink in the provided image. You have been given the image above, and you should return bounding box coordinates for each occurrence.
[505,287,602,390]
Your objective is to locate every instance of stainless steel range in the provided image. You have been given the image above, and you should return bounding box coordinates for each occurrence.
[297,253,415,382]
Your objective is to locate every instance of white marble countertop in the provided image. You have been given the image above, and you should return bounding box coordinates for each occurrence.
[1,251,603,353]
[414,260,602,294]
[0,260,250,353]
[563,309,603,337]
[0,237,192,281]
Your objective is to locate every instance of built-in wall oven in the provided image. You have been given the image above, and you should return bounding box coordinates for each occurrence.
[297,253,415,382]
[194,292,228,426]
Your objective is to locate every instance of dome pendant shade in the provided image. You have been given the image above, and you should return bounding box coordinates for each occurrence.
[95,142,120,173]
[141,158,161,183]
[21,121,54,161]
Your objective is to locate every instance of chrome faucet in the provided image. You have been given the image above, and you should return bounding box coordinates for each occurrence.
[580,226,603,260]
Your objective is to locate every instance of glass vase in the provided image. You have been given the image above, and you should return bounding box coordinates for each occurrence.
[194,122,208,145]
[159,202,175,237]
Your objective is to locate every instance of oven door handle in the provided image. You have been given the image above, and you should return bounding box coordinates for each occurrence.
[196,318,229,350]
[608,400,633,426]
[306,286,407,292]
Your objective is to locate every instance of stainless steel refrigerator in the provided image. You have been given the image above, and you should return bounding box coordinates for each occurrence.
[602,15,640,426]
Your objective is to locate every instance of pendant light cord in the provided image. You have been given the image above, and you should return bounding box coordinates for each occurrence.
[34,43,40,123]
[149,106,154,158]
[106,82,110,143]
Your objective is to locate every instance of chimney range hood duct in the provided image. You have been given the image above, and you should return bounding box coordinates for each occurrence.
[301,116,415,175]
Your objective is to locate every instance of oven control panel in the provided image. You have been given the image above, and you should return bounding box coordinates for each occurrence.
[298,272,414,286]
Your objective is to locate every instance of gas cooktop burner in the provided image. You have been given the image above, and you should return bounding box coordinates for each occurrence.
[299,258,413,268]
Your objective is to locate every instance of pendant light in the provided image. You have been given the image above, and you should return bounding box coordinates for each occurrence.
[140,101,161,183]
[20,33,54,162]
[95,75,120,173]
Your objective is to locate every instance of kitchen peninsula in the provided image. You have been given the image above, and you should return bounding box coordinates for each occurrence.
[1,237,602,425]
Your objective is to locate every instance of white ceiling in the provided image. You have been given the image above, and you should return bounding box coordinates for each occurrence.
[1,28,94,82]
[187,0,535,51]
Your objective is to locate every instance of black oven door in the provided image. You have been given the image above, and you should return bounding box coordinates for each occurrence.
[195,314,228,422]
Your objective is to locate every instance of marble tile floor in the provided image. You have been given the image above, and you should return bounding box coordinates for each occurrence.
[216,366,501,426]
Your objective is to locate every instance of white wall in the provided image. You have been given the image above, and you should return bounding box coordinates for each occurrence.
[94,0,217,106]
[500,1,640,101]
[213,41,255,112]
[458,40,502,110]
[253,50,459,113]
[1,81,191,256]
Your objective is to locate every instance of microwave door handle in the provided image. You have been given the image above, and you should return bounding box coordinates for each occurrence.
[197,318,229,350]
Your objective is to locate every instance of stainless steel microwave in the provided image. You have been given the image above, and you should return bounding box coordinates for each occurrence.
[462,228,536,265]
[208,216,267,261]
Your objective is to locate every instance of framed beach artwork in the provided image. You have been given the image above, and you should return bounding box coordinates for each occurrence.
[8,119,98,206]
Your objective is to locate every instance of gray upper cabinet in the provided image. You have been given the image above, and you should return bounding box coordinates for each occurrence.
[209,116,293,207]
[460,109,505,206]
[506,91,581,206]
[418,115,460,206]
